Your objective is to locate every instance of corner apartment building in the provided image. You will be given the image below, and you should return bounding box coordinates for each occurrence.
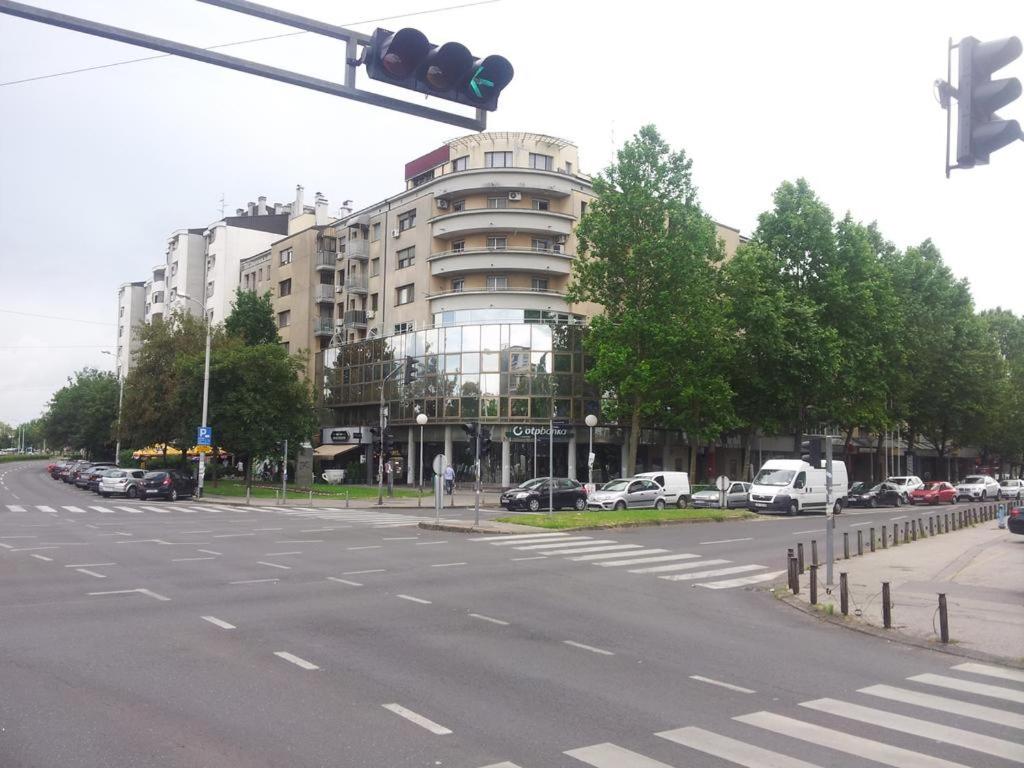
[316,132,743,486]
[115,281,146,376]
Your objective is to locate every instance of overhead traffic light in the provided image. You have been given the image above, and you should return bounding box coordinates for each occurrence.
[479,426,492,454]
[956,36,1023,167]
[800,436,823,467]
[404,355,419,385]
[365,28,514,111]
[383,429,395,455]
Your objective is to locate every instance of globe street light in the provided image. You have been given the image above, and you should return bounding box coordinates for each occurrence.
[416,412,428,507]
[585,414,598,488]
[178,293,212,498]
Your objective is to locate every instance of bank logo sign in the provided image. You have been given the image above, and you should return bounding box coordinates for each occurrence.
[507,424,571,440]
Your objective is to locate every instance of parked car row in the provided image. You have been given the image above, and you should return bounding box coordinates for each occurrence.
[499,472,695,512]
[46,460,195,500]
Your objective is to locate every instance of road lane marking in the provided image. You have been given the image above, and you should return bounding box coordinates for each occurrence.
[257,561,291,570]
[181,530,213,534]
[75,568,107,577]
[61,506,85,513]
[689,675,755,693]
[414,540,448,546]
[172,556,216,562]
[792,529,822,535]
[39,541,89,546]
[230,578,279,585]
[114,506,142,513]
[347,545,381,550]
[201,616,236,630]
[87,588,170,601]
[275,539,323,544]
[470,532,570,542]
[657,726,822,768]
[597,553,700,567]
[511,555,548,561]
[10,546,59,552]
[397,594,431,604]
[859,684,1024,730]
[0,535,37,539]
[197,549,222,555]
[264,551,301,556]
[381,703,451,735]
[326,577,362,586]
[431,561,467,567]
[343,569,386,575]
[952,662,1024,684]
[383,536,418,540]
[628,558,727,574]
[697,570,785,589]
[36,506,56,513]
[0,542,12,549]
[88,506,116,513]
[565,743,671,766]
[909,673,1024,703]
[660,564,764,581]
[65,562,116,567]
[563,640,614,656]
[5,505,25,512]
[30,554,53,562]
[849,521,873,527]
[274,651,319,670]
[300,527,340,532]
[469,613,509,626]
[213,533,255,538]
[699,537,753,545]
[890,515,906,521]
[254,527,284,531]
[512,538,603,550]
[538,544,640,556]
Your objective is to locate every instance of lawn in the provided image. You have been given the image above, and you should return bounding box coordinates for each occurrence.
[496,507,756,529]
[202,478,422,500]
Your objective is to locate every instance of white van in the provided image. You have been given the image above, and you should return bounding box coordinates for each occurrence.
[748,459,848,516]
[634,471,691,508]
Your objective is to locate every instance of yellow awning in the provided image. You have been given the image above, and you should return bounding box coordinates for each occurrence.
[314,444,360,459]
[132,443,182,458]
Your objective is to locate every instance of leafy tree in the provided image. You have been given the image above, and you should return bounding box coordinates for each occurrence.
[225,288,279,346]
[41,368,119,458]
[0,421,12,449]
[978,308,1024,470]
[567,125,735,475]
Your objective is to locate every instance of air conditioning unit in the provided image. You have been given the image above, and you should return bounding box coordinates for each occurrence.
[436,199,449,210]
[366,310,376,320]
[555,235,567,244]
[391,228,400,238]
[508,191,522,201]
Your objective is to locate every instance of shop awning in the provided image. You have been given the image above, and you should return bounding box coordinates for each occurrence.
[314,444,360,459]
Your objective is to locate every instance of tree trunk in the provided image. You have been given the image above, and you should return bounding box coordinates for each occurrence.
[740,430,752,481]
[875,431,885,482]
[627,405,640,477]
[688,438,698,481]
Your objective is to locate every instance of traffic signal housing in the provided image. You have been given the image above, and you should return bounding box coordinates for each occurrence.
[479,426,492,454]
[956,35,1023,166]
[365,28,513,111]
[800,436,823,467]
[382,429,395,455]
[404,355,419,385]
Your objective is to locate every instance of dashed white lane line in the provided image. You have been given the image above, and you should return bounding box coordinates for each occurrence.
[383,536,418,540]
[230,578,279,585]
[201,616,236,630]
[397,594,432,604]
[511,555,548,561]
[431,562,467,568]
[689,674,756,694]
[563,640,614,656]
[88,588,170,601]
[381,703,452,735]
[213,533,255,538]
[347,545,381,551]
[65,562,116,568]
[75,568,107,578]
[197,549,222,555]
[414,540,448,546]
[327,576,363,586]
[257,561,291,570]
[344,569,386,575]
[172,556,216,562]
[254,527,283,531]
[469,613,509,626]
[276,539,323,544]
[274,651,319,670]
[30,554,53,562]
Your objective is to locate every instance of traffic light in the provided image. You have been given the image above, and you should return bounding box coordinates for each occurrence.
[382,429,395,455]
[956,36,1023,167]
[404,356,419,385]
[479,426,492,454]
[800,436,823,467]
[365,27,514,111]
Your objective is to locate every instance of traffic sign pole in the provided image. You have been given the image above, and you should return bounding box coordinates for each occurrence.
[826,436,834,587]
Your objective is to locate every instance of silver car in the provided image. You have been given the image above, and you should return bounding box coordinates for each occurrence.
[98,468,147,498]
[587,478,666,510]
[691,481,751,508]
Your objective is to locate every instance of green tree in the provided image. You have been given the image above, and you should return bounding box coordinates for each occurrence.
[41,368,119,458]
[225,288,279,346]
[978,308,1024,470]
[567,124,735,475]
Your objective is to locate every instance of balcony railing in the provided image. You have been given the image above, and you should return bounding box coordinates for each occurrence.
[314,251,336,269]
[427,245,570,261]
[313,319,335,336]
[342,273,368,294]
[314,284,335,303]
[342,309,368,328]
[343,239,369,260]
[426,286,566,299]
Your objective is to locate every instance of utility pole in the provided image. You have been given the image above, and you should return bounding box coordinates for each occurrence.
[281,439,288,502]
[826,435,835,587]
[474,423,481,526]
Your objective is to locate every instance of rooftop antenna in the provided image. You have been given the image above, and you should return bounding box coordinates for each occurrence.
[218,193,226,217]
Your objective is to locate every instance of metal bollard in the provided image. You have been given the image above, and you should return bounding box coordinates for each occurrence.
[245,485,251,506]
[843,531,850,559]
[809,563,818,604]
[938,593,949,643]
[857,529,864,556]
[928,516,934,536]
[904,521,910,543]
[346,490,350,508]
[893,524,899,546]
[882,581,892,628]
[797,543,805,574]
[912,519,918,541]
[840,572,849,616]
[309,488,314,505]
[811,539,819,567]
[788,556,800,594]
[944,512,950,533]
[870,526,876,552]
[881,524,888,549]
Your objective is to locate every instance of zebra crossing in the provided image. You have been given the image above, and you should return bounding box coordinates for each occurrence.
[476,661,1024,767]
[470,532,784,590]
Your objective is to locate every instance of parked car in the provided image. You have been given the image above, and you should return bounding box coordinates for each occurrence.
[98,468,147,498]
[587,477,666,511]
[848,481,869,496]
[633,471,691,508]
[909,481,958,505]
[847,482,904,508]
[998,478,1023,502]
[1008,507,1024,535]
[691,481,751,508]
[886,475,925,503]
[89,467,121,493]
[955,474,1002,502]
[49,460,70,479]
[139,470,195,500]
[75,463,115,489]
[61,461,88,483]
[499,477,587,512]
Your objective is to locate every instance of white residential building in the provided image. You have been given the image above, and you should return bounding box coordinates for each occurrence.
[115,281,146,375]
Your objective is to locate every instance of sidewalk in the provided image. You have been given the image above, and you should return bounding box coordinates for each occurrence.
[786,519,1024,663]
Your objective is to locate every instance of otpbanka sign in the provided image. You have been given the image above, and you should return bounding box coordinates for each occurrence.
[507,424,572,440]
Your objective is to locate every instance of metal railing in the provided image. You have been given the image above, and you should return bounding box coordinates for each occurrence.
[314,251,337,269]
[314,284,335,302]
[427,245,569,261]
[342,309,368,328]
[425,286,566,298]
[313,319,335,335]
[342,273,368,293]
[343,239,369,260]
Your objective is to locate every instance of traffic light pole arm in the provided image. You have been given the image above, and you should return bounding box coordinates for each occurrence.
[0,0,487,131]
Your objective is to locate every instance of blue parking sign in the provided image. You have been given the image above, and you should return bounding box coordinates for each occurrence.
[197,426,212,446]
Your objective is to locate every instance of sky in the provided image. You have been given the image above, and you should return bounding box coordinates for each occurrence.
[1,0,1021,426]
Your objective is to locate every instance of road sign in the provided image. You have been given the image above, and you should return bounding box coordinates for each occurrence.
[197,426,212,446]
[432,453,447,475]
[194,444,213,454]
[715,475,730,491]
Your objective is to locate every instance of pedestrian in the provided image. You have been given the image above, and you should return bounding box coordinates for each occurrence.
[443,464,455,495]
[236,460,244,476]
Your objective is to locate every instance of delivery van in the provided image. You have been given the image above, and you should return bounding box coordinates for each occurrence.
[747,458,848,516]
[634,471,691,508]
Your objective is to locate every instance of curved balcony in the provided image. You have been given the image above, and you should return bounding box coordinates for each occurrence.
[150,279,166,296]
[430,207,575,241]
[431,168,577,199]
[149,300,165,317]
[427,246,572,278]
[427,286,570,314]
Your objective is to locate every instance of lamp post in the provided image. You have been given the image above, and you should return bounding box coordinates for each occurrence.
[179,293,212,498]
[101,350,125,466]
[416,412,428,507]
[585,414,598,488]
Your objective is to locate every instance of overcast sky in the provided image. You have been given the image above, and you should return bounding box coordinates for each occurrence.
[1,0,1021,426]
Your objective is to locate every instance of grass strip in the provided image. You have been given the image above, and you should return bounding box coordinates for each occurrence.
[496,507,755,529]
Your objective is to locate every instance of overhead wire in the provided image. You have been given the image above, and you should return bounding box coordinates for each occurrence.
[0,308,115,326]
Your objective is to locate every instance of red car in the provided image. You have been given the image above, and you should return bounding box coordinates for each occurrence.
[909,481,957,505]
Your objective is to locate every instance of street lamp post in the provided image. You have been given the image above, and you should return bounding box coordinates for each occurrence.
[416,413,428,507]
[179,293,212,498]
[585,414,598,488]
[101,350,125,465]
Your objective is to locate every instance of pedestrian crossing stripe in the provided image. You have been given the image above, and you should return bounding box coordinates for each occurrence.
[659,564,765,582]
[908,672,1024,704]
[570,548,669,561]
[859,684,1024,730]
[61,506,85,513]
[657,725,823,768]
[697,570,785,589]
[5,505,25,512]
[629,558,725,575]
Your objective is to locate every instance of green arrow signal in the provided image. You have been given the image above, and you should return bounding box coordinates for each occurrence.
[469,65,494,98]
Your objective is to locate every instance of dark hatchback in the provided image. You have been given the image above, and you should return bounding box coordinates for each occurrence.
[500,477,588,512]
[140,470,196,501]
[76,464,115,490]
[1009,507,1024,535]
[847,481,904,508]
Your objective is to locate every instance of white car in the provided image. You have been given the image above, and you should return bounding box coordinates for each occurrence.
[998,479,1023,502]
[587,478,666,510]
[886,475,924,502]
[955,475,1001,502]
[98,468,147,498]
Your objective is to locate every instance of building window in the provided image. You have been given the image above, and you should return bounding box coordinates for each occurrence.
[397,246,415,269]
[396,283,415,305]
[170,263,178,276]
[452,240,465,252]
[370,258,380,276]
[118,325,123,337]
[206,281,214,298]
[280,248,293,265]
[452,199,466,212]
[278,310,290,328]
[412,169,435,187]
[119,306,124,317]
[487,196,508,209]
[532,238,552,251]
[529,153,553,170]
[372,222,381,241]
[486,275,507,291]
[532,198,550,211]
[398,210,416,231]
[452,156,468,172]
[279,279,291,297]
[371,293,379,312]
[451,278,464,293]
[257,268,263,282]
[394,321,414,334]
[531,277,549,291]
[580,201,588,217]
[565,161,573,174]
[487,236,507,250]
[281,341,290,353]
[484,151,512,168]
[320,236,337,252]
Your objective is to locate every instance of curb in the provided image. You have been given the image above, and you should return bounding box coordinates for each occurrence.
[487,513,758,533]
[418,521,540,534]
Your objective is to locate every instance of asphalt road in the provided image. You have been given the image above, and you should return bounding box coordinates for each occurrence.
[2,459,1022,768]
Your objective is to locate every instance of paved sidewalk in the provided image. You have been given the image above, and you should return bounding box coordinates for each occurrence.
[788,520,1024,663]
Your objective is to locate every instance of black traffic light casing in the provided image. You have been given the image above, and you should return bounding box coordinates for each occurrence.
[382,429,395,455]
[800,436,823,467]
[479,426,492,454]
[369,427,381,446]
[957,36,1023,166]
[404,355,419,385]
[365,27,513,112]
